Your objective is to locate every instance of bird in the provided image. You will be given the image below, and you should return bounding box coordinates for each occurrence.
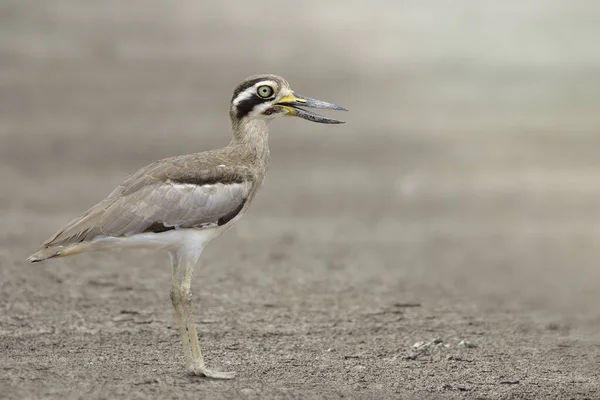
[28,74,346,379]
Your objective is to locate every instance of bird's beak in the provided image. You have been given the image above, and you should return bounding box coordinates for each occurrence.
[275,93,347,124]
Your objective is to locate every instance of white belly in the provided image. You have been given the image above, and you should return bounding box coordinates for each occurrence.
[88,227,224,253]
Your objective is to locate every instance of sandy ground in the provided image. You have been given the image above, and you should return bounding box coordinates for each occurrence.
[2,1,600,399]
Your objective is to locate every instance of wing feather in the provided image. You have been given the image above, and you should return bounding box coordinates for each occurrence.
[98,181,248,238]
[42,153,254,248]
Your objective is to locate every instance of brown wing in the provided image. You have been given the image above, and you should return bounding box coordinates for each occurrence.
[100,180,248,236]
[42,154,253,248]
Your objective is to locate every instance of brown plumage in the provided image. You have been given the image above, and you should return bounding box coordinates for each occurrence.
[31,150,258,257]
[27,74,346,379]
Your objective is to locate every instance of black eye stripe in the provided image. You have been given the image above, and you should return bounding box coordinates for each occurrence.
[231,78,266,102]
[230,78,281,119]
[234,95,266,120]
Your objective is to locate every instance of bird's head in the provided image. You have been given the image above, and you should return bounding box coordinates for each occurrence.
[230,74,346,125]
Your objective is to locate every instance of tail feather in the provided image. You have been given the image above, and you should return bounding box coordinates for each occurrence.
[27,243,89,263]
[27,247,63,263]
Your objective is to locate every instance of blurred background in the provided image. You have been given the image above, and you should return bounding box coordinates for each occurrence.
[2,0,600,397]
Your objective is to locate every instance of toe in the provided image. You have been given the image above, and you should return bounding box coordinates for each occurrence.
[187,363,236,380]
[202,369,236,380]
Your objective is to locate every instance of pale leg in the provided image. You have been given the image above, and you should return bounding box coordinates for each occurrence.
[172,251,236,379]
[169,252,193,364]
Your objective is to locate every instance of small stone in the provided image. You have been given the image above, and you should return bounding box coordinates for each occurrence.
[458,340,477,348]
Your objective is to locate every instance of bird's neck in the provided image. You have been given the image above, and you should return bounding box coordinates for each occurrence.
[230,118,271,166]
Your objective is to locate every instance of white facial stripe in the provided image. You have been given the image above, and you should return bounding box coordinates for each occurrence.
[232,90,253,106]
[232,80,279,106]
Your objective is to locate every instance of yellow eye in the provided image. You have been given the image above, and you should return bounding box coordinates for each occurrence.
[257,85,274,98]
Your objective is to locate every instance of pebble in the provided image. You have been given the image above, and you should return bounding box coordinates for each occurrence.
[458,340,477,348]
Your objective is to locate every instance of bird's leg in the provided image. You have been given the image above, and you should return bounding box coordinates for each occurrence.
[179,260,204,365]
[169,252,193,364]
[179,258,236,380]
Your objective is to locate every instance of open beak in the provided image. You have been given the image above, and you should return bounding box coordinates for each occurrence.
[275,93,347,124]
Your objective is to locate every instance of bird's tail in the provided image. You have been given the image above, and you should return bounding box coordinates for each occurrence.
[27,247,64,263]
[27,243,88,263]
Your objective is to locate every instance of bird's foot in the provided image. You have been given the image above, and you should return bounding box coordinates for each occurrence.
[187,362,236,379]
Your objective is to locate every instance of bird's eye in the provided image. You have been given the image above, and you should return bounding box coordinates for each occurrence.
[256,85,274,98]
